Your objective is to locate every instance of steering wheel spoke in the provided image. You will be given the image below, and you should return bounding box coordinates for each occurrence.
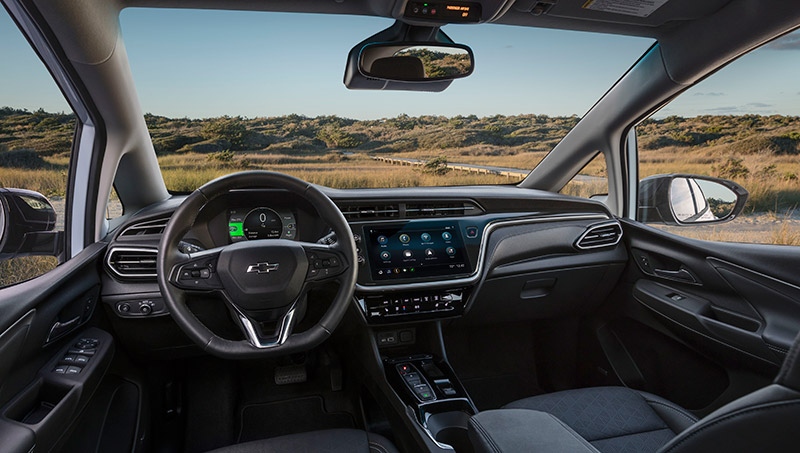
[228,299,299,349]
[168,247,224,291]
[301,242,349,284]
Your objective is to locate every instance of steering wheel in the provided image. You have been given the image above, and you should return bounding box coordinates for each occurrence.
[157,171,357,359]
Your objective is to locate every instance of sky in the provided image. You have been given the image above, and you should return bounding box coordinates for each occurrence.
[1,7,799,119]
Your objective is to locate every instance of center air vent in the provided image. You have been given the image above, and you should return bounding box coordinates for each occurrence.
[575,222,623,250]
[340,204,400,221]
[106,247,158,279]
[405,202,481,218]
[119,217,170,237]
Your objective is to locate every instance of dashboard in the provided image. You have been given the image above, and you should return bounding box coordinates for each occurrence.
[101,185,627,353]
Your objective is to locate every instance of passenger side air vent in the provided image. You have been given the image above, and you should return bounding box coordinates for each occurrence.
[575,222,623,250]
[405,201,482,218]
[340,204,400,221]
[119,217,170,237]
[106,247,158,279]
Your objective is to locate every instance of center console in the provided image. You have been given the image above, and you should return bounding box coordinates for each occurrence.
[352,218,489,324]
[384,354,476,451]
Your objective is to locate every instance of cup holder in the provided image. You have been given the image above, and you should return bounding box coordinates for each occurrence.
[419,399,475,452]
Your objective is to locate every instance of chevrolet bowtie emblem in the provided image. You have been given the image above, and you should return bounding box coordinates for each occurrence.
[247,262,280,274]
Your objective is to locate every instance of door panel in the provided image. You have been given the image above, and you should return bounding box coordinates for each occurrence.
[594,219,800,413]
[0,243,112,452]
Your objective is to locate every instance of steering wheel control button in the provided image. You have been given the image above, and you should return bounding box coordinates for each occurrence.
[465,226,479,238]
[173,255,222,290]
[305,249,346,282]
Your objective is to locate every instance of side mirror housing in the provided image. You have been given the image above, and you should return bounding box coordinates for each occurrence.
[0,188,62,260]
[638,174,748,226]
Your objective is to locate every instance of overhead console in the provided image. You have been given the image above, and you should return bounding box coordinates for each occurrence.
[403,1,482,23]
[394,0,513,24]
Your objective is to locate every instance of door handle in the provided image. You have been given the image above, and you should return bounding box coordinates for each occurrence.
[653,267,697,284]
[46,315,80,343]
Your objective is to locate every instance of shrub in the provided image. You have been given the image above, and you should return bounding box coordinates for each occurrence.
[207,150,236,163]
[201,117,247,150]
[421,156,450,175]
[316,128,361,149]
[0,148,49,168]
[713,157,750,179]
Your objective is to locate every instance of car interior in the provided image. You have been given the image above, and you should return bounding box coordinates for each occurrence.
[1,0,800,452]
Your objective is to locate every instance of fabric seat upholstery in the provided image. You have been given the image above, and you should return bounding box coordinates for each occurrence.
[504,387,697,453]
[205,429,399,453]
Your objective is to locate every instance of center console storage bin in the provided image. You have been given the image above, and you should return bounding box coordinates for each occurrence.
[468,409,598,453]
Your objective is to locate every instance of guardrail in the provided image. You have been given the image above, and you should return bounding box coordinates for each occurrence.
[371,156,529,179]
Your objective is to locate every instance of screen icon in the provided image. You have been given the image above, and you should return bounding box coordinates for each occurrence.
[399,234,410,243]
[421,232,431,242]
[380,251,392,260]
[377,235,388,244]
[425,248,435,257]
[403,250,413,258]
[446,247,456,256]
[441,231,452,241]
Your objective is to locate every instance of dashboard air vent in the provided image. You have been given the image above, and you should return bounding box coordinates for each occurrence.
[405,201,482,218]
[106,247,158,278]
[340,204,400,221]
[119,217,170,237]
[575,222,623,250]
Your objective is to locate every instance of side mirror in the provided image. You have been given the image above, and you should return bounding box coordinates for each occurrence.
[359,43,474,82]
[0,188,61,260]
[638,174,748,226]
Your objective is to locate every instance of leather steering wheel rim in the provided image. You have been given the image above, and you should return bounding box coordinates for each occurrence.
[157,171,357,359]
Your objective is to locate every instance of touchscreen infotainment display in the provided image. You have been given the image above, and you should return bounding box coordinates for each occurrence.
[365,223,470,281]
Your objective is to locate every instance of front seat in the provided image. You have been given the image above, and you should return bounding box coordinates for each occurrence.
[500,331,800,452]
[206,429,399,453]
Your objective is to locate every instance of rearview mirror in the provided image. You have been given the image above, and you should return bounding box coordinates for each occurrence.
[359,43,474,82]
[0,188,61,260]
[638,174,748,226]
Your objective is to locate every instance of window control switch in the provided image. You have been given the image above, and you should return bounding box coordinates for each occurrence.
[74,355,90,365]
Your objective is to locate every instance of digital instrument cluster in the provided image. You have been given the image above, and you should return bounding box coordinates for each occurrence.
[228,207,297,242]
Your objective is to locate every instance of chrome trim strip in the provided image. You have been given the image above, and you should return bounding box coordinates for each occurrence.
[119,218,169,237]
[105,246,158,279]
[355,213,609,293]
[230,302,297,349]
[574,220,623,250]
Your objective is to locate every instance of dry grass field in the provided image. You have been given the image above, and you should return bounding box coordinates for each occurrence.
[1,108,799,256]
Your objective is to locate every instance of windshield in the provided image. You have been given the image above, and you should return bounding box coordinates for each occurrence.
[119,9,654,191]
